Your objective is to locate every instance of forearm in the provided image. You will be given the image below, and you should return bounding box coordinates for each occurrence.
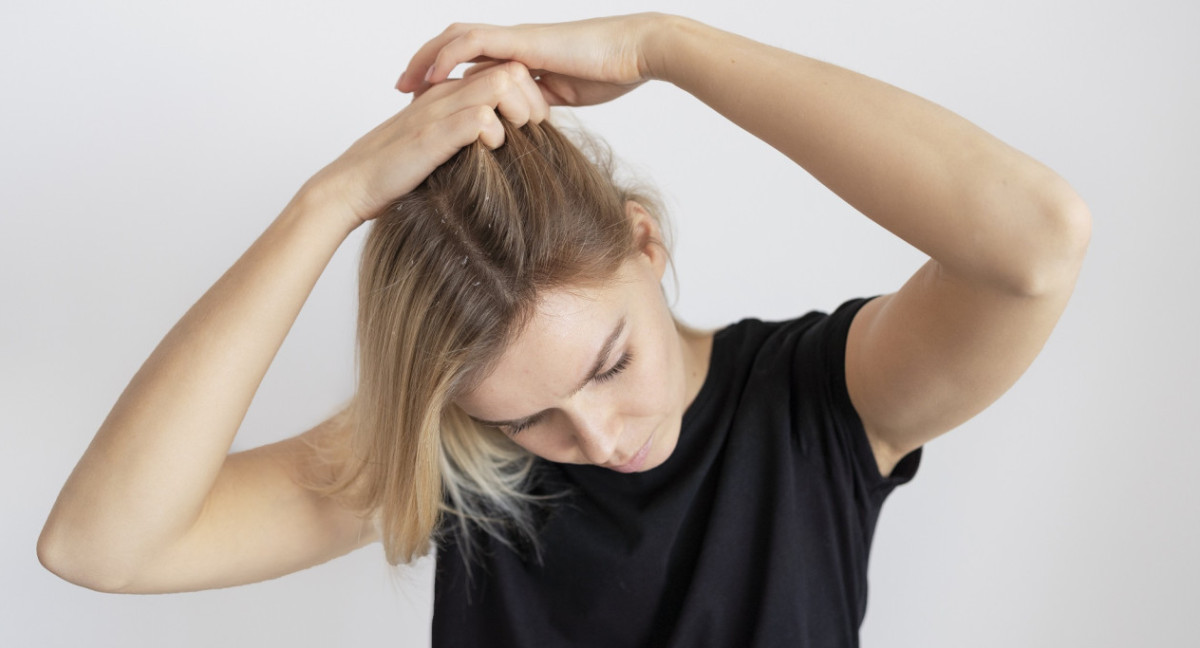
[39,188,359,588]
[646,16,1089,293]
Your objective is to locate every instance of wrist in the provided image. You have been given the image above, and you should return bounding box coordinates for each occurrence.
[284,180,366,241]
[639,14,708,84]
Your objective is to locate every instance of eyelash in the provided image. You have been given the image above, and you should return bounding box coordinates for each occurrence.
[594,351,634,383]
[501,351,634,437]
[503,414,541,437]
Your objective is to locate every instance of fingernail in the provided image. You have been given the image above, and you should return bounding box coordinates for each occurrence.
[423,65,434,83]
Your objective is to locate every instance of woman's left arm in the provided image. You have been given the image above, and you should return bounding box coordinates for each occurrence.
[649,17,1091,475]
[404,14,1092,476]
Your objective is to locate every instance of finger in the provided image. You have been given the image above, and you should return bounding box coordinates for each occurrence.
[406,54,500,96]
[415,64,541,128]
[399,103,505,187]
[441,104,505,150]
[452,63,544,127]
[534,72,574,106]
[463,61,549,122]
[460,60,505,79]
[396,22,488,92]
[426,27,530,87]
[408,74,467,102]
[485,63,532,127]
[474,108,506,149]
[501,62,551,125]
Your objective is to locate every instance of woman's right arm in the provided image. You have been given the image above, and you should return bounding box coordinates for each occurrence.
[37,61,549,594]
[38,191,367,594]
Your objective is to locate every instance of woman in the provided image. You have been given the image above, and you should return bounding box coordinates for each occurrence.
[38,13,1090,646]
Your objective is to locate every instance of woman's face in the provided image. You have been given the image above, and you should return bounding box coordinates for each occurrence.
[455,250,703,474]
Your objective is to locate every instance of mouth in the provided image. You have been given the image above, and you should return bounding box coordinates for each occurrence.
[608,431,654,474]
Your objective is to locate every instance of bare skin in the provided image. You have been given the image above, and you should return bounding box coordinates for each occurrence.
[38,60,554,593]
[455,206,713,475]
[39,13,1089,595]
[400,14,1091,477]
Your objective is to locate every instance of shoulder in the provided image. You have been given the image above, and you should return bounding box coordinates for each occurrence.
[707,299,875,418]
[705,298,919,485]
[718,298,873,368]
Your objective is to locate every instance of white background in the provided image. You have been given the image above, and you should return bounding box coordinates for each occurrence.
[3,1,1197,646]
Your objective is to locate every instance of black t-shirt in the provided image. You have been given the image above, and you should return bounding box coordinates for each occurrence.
[432,298,922,647]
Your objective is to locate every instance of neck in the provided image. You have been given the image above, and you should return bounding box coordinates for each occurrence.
[676,322,714,411]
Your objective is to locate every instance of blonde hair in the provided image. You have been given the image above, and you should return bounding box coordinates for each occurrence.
[311,119,666,566]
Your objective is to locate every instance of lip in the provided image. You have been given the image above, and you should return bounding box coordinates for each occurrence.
[608,431,654,474]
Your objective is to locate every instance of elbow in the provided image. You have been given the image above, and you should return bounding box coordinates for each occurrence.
[1001,181,1092,298]
[38,524,136,594]
[1033,187,1091,296]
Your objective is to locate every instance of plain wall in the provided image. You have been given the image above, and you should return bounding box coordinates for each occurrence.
[3,0,1196,646]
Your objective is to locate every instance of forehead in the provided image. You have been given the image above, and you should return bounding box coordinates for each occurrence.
[458,276,632,418]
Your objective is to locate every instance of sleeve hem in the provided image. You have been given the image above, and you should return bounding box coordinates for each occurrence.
[825,296,922,492]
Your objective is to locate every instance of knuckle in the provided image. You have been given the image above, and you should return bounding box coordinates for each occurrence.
[483,124,506,149]
[462,28,485,46]
[502,60,529,78]
[486,70,512,94]
[472,104,498,123]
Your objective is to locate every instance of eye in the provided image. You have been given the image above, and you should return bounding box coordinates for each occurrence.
[493,350,634,438]
[593,351,634,384]
[500,411,544,438]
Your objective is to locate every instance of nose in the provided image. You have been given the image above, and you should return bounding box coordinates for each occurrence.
[566,407,621,466]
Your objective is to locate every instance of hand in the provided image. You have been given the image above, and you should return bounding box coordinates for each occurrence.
[396,14,671,107]
[305,61,549,226]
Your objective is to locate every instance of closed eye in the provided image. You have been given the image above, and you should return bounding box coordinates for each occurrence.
[500,411,545,437]
[492,349,634,438]
[594,351,633,384]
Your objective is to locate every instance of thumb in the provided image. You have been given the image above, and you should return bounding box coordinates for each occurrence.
[534,72,579,106]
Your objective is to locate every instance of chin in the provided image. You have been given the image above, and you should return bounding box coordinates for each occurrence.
[641,417,683,473]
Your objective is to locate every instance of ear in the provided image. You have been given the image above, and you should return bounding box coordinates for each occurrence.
[626,200,668,281]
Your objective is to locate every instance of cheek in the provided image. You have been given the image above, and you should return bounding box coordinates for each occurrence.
[512,428,575,463]
[625,334,679,417]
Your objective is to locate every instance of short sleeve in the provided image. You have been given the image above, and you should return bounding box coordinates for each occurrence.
[792,297,921,501]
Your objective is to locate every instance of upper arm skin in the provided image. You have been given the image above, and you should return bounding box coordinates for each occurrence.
[120,415,378,594]
[846,235,1088,478]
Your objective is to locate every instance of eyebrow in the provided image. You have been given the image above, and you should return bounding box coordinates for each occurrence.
[467,317,627,429]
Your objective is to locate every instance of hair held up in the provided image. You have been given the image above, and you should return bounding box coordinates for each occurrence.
[305,118,666,565]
